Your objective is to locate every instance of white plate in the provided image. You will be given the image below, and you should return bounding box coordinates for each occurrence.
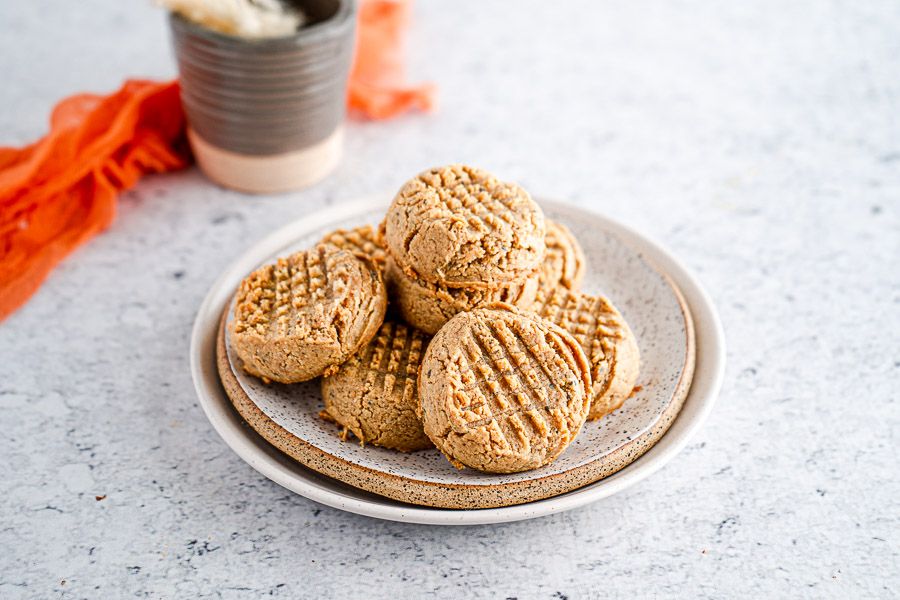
[221,203,692,507]
[190,197,725,524]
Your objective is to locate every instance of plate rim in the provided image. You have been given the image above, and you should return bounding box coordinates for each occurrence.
[190,195,726,525]
[215,299,693,508]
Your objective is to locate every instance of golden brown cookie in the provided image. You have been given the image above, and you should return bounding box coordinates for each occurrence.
[418,304,591,473]
[317,224,387,272]
[385,256,539,335]
[229,244,387,383]
[534,288,640,420]
[383,165,546,288]
[538,220,586,292]
[320,320,433,452]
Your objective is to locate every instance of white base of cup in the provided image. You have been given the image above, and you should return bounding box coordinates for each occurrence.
[188,127,343,194]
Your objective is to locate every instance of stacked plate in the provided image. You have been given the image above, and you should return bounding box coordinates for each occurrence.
[190,197,725,524]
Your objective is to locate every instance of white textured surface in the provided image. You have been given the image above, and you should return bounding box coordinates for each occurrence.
[1,0,898,598]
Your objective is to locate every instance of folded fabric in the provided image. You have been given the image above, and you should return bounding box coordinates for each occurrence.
[0,80,191,322]
[349,0,436,119]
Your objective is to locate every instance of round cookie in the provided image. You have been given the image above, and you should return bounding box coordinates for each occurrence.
[229,244,387,383]
[320,320,432,452]
[537,220,586,292]
[318,224,387,272]
[418,304,592,473]
[383,164,546,288]
[385,256,539,335]
[534,288,640,420]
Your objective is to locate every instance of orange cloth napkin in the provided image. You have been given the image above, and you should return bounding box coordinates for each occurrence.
[0,0,433,322]
[0,81,190,322]
[349,0,436,119]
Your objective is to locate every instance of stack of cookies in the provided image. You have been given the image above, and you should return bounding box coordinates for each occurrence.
[382,165,546,334]
[229,164,640,474]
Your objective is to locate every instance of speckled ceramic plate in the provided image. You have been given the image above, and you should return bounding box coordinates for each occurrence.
[191,197,725,523]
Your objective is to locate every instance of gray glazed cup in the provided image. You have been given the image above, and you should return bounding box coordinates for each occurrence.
[169,0,357,193]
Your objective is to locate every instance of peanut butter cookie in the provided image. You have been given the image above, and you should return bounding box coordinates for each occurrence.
[318,224,387,272]
[418,304,591,473]
[320,320,433,452]
[538,220,586,292]
[229,244,387,383]
[385,257,539,335]
[383,165,546,288]
[534,288,640,420]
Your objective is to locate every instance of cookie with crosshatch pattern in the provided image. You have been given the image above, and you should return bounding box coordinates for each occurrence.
[538,220,586,292]
[417,304,591,473]
[383,164,546,288]
[229,244,387,384]
[317,224,387,272]
[320,320,433,452]
[534,287,640,420]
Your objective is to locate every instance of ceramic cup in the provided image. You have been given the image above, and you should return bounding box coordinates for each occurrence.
[169,0,356,193]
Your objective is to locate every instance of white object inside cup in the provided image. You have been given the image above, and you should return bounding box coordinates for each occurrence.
[159,0,306,38]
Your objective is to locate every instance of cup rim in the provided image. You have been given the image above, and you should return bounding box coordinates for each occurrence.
[168,0,356,48]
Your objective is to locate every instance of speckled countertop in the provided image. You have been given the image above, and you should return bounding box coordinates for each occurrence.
[1,1,898,598]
